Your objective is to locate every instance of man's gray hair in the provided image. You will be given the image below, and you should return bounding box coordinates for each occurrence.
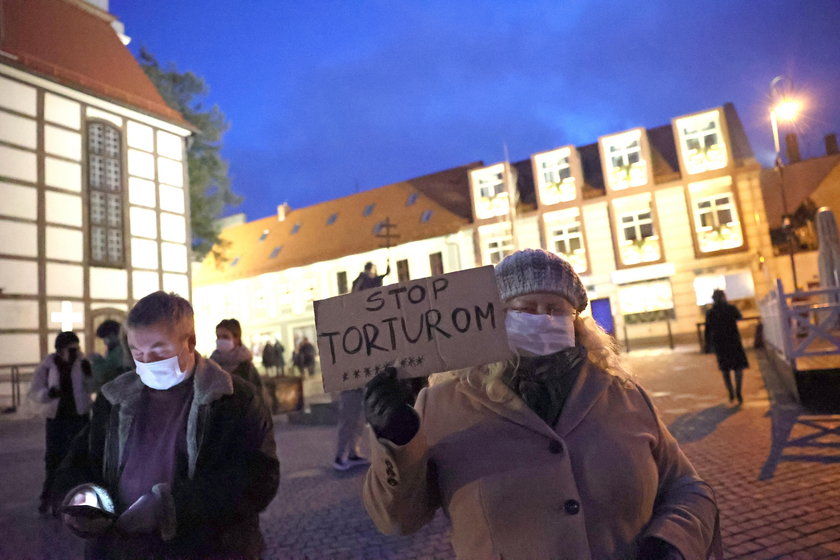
[127,291,194,329]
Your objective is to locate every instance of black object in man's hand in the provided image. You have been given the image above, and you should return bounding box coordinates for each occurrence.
[47,387,61,399]
[364,367,420,446]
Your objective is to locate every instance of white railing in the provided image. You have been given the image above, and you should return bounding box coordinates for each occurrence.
[759,278,840,364]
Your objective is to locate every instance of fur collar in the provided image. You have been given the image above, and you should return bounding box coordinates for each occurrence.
[101,353,234,406]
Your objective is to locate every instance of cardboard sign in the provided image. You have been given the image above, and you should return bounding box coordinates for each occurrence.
[314,266,511,392]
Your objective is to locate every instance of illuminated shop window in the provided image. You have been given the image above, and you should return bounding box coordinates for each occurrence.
[545,209,587,273]
[689,177,743,254]
[614,195,660,266]
[472,164,510,219]
[88,122,125,266]
[603,131,647,191]
[618,279,675,324]
[677,111,727,174]
[535,148,576,206]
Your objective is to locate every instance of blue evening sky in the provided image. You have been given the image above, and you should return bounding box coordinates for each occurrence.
[110,0,840,221]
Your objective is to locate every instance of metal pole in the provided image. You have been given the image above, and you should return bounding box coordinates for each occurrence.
[666,320,674,350]
[623,323,630,353]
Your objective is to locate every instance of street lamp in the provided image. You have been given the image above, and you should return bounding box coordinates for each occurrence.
[769,76,801,290]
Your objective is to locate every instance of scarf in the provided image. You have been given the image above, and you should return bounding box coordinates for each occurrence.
[209,345,253,375]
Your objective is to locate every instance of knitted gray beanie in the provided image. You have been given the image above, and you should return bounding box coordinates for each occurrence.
[494,249,588,312]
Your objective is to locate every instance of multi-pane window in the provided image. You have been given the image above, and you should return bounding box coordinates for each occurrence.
[397,259,410,283]
[678,111,727,174]
[545,209,587,272]
[693,193,743,253]
[472,164,510,220]
[535,148,576,206]
[487,237,513,265]
[429,252,444,276]
[621,211,654,242]
[614,194,661,266]
[88,122,124,266]
[604,131,647,190]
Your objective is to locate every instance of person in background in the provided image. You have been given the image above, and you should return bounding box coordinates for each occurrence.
[54,291,279,559]
[296,337,317,377]
[363,249,718,559]
[332,262,389,471]
[210,318,263,391]
[261,340,277,376]
[273,339,286,375]
[90,320,132,393]
[705,289,748,404]
[28,331,93,516]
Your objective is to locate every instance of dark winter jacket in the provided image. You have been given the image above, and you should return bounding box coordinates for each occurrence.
[705,303,749,371]
[53,355,279,559]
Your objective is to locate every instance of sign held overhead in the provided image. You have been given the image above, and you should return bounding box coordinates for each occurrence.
[314,266,511,392]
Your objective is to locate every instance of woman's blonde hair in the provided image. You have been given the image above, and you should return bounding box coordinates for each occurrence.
[431,314,631,404]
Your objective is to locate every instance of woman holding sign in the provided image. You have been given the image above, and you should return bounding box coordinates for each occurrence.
[362,249,718,560]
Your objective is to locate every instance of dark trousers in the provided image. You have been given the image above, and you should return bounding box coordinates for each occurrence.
[42,415,88,505]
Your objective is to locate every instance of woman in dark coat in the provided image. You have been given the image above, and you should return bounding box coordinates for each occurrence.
[705,289,748,403]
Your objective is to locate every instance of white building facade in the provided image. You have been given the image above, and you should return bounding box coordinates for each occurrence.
[0,0,192,366]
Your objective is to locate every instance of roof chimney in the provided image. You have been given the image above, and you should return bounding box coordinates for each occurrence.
[277,202,291,222]
[826,133,839,156]
[785,133,800,163]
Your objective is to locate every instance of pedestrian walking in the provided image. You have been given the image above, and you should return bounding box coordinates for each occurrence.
[363,249,719,559]
[89,320,132,393]
[210,318,263,391]
[333,261,390,471]
[705,289,748,404]
[54,291,279,559]
[27,332,93,516]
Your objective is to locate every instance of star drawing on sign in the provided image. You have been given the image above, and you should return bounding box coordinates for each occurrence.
[407,356,416,367]
[373,364,382,375]
[364,367,371,376]
[416,355,424,365]
[342,372,349,381]
[353,370,361,379]
[400,357,409,367]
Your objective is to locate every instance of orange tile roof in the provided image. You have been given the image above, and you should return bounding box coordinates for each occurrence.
[194,164,479,286]
[0,0,190,128]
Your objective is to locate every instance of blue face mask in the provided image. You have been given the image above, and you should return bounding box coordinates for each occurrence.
[505,311,576,357]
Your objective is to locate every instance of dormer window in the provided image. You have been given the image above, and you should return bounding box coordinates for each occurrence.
[534,147,576,206]
[676,111,727,174]
[471,163,510,220]
[603,130,647,191]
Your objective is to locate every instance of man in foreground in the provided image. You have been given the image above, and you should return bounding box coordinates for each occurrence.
[55,291,279,559]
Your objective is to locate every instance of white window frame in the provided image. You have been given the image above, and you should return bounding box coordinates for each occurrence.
[619,210,655,243]
[472,163,511,220]
[603,130,647,190]
[678,111,727,174]
[88,121,125,267]
[478,171,505,199]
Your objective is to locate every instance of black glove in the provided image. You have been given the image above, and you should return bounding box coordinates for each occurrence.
[48,387,62,399]
[364,367,420,445]
[638,537,684,560]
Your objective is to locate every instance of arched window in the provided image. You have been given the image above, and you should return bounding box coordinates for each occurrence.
[87,122,125,266]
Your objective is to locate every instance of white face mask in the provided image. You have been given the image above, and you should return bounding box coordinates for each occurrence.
[134,354,190,390]
[505,311,576,357]
[216,338,235,352]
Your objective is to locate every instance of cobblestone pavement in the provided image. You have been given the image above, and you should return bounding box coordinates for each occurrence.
[0,345,838,559]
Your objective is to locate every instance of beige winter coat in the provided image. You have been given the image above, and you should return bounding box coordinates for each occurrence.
[363,362,718,560]
[27,354,93,419]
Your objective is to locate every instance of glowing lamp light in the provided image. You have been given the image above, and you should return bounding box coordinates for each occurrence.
[773,99,801,122]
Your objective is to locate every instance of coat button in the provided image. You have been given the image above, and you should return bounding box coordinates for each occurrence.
[564,499,580,515]
[387,477,398,487]
[548,440,563,455]
[385,460,393,469]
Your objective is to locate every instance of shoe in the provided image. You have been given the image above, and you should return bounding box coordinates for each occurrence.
[737,393,743,404]
[332,457,351,471]
[346,454,370,467]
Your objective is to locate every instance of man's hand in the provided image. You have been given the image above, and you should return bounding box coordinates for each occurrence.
[62,491,112,539]
[364,367,420,445]
[115,493,161,534]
